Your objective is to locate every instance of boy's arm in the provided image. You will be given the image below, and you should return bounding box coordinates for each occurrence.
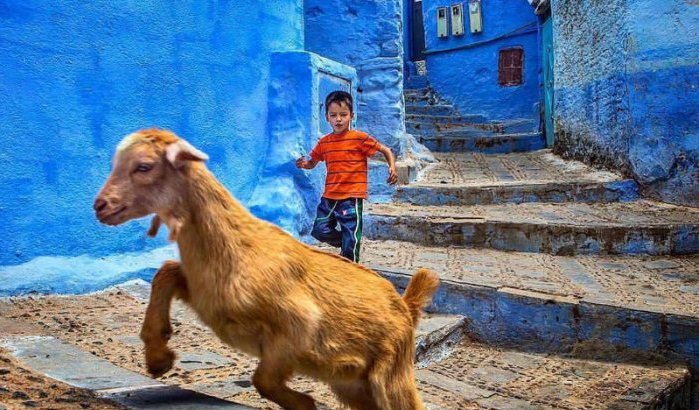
[377,144,398,185]
[295,156,319,170]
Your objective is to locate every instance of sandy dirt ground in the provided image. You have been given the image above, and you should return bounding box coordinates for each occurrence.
[0,286,689,410]
[0,289,340,409]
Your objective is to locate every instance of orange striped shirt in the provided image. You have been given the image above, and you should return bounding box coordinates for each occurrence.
[309,130,381,200]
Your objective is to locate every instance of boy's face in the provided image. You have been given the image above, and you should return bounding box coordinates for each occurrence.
[326,101,353,134]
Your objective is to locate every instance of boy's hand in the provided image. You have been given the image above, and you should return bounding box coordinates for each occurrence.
[296,156,317,170]
[296,157,309,169]
[387,165,398,185]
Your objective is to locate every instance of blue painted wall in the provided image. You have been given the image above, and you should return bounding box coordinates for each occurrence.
[553,0,699,207]
[0,0,304,268]
[304,0,407,156]
[419,0,540,122]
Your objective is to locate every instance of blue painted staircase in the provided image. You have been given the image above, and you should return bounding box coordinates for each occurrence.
[362,77,699,406]
[404,86,546,153]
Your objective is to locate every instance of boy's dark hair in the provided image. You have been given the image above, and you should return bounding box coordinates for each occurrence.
[325,91,353,114]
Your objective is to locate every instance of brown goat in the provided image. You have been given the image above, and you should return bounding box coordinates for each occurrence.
[94,128,440,410]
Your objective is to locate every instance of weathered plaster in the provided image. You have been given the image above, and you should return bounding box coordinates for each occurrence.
[552,0,699,206]
[0,1,304,266]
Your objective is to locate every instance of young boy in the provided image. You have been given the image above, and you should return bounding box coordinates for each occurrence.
[296,91,398,262]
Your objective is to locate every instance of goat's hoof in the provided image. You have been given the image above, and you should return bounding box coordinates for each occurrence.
[145,348,175,378]
[140,326,172,344]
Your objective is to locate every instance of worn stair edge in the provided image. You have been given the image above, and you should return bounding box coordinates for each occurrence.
[370,266,699,374]
[406,113,490,125]
[407,121,500,136]
[394,179,640,206]
[420,133,546,153]
[406,104,458,116]
[415,315,468,366]
[364,215,699,256]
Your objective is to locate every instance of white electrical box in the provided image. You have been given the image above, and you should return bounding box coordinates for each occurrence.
[437,7,448,38]
[451,4,464,36]
[469,0,483,34]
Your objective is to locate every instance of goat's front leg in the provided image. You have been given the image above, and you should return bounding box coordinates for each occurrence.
[139,260,189,377]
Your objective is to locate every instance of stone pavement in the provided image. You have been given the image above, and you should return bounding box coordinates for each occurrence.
[407,151,625,187]
[1,150,697,408]
[366,199,699,255]
[0,282,691,409]
[395,151,639,206]
[364,143,699,407]
[359,240,699,317]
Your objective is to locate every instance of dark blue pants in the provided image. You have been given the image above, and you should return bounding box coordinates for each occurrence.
[311,197,364,262]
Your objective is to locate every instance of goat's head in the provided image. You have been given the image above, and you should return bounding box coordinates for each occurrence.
[93,128,208,226]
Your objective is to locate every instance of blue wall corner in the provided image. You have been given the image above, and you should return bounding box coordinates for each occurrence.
[248,52,358,236]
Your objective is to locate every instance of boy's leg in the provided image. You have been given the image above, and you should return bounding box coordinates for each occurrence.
[336,198,363,262]
[311,197,342,248]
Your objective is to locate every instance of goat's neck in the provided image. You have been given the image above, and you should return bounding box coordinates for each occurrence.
[172,165,256,269]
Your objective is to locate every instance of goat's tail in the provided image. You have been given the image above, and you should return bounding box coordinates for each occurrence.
[402,268,440,326]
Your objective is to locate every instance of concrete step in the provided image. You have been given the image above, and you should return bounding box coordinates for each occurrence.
[491,118,539,134]
[357,239,699,372]
[406,104,458,116]
[404,75,430,89]
[1,336,251,409]
[406,121,499,136]
[419,132,547,153]
[396,151,639,206]
[416,338,690,409]
[406,113,490,125]
[398,179,639,206]
[364,200,699,255]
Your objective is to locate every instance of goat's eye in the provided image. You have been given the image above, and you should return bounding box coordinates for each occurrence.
[135,164,153,173]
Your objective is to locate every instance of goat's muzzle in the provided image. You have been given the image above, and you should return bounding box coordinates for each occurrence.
[94,197,127,225]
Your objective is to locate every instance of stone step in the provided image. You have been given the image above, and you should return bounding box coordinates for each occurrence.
[419,132,547,153]
[358,239,699,372]
[415,338,690,410]
[406,121,499,136]
[403,87,430,96]
[364,200,699,255]
[1,336,251,409]
[396,151,639,206]
[404,75,430,89]
[491,118,539,134]
[406,113,490,125]
[398,179,639,206]
[406,104,458,116]
[403,98,447,107]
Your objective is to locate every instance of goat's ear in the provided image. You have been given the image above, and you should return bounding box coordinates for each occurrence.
[165,139,209,169]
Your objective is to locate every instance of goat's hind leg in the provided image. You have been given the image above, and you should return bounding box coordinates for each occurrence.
[253,355,317,410]
[140,260,189,377]
[330,380,379,410]
[368,356,424,410]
